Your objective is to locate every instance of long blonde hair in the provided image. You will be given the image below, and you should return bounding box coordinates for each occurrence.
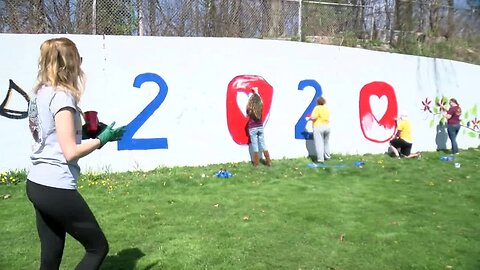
[33,37,85,103]
[246,93,263,121]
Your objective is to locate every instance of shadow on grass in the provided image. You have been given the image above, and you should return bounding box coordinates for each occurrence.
[436,149,451,154]
[101,247,155,270]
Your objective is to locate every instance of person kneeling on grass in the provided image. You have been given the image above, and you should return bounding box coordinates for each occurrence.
[389,112,421,159]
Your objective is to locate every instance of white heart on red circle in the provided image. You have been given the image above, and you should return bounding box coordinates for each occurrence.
[370,95,388,122]
[236,92,250,117]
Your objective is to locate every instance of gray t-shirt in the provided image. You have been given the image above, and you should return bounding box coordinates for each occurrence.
[27,85,82,189]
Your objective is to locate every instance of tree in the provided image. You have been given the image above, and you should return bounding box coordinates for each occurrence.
[28,0,48,33]
[147,0,158,35]
[229,0,243,37]
[4,0,21,33]
[203,0,217,36]
[392,0,415,46]
[394,0,413,32]
[446,0,454,38]
[268,0,284,37]
[96,0,137,35]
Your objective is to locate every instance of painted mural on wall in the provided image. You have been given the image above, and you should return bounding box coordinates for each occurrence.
[421,96,480,137]
[0,76,322,149]
[358,81,398,143]
[1,75,401,151]
[0,80,30,120]
[1,34,479,172]
[118,73,169,150]
[421,96,479,150]
[227,75,273,145]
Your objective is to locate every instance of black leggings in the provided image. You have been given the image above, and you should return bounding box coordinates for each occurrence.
[26,180,109,270]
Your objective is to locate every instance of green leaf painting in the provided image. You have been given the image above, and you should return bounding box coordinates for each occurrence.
[421,96,479,138]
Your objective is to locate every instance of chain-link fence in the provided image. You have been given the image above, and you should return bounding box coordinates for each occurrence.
[0,0,479,44]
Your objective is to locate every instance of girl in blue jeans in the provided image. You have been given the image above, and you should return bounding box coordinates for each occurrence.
[246,87,271,166]
[443,98,462,154]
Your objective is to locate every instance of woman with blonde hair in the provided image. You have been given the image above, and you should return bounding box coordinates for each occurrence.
[26,37,125,270]
[246,87,271,166]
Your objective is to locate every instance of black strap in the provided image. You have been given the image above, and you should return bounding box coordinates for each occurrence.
[0,80,30,119]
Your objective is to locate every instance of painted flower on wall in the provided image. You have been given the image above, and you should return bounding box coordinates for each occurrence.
[421,96,448,127]
[463,105,480,138]
[435,97,448,113]
[421,98,432,113]
[470,117,480,130]
[421,97,479,138]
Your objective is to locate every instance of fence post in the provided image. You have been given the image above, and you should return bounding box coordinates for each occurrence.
[298,0,302,41]
[370,5,375,40]
[137,0,144,36]
[92,0,97,35]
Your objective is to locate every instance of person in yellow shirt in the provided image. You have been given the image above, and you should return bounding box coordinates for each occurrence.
[389,112,421,158]
[308,96,331,163]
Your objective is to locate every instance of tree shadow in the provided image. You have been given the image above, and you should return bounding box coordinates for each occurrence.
[101,247,146,270]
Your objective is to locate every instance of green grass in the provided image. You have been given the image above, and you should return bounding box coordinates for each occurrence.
[1,148,480,270]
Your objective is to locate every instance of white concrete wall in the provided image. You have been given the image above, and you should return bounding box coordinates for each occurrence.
[0,34,479,172]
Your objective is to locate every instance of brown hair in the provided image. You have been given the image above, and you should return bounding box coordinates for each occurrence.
[33,37,85,103]
[316,96,326,105]
[246,93,263,121]
[450,98,462,116]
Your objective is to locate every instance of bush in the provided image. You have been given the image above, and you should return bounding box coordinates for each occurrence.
[0,170,27,185]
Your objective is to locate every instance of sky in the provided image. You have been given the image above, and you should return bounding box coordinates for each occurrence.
[455,0,480,9]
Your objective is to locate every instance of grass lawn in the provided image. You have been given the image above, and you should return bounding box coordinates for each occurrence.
[1,148,480,270]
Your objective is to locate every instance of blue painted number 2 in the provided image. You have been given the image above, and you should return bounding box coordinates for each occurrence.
[294,79,323,140]
[118,73,169,150]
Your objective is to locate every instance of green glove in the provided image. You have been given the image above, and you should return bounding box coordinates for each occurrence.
[97,121,126,148]
[82,122,108,139]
